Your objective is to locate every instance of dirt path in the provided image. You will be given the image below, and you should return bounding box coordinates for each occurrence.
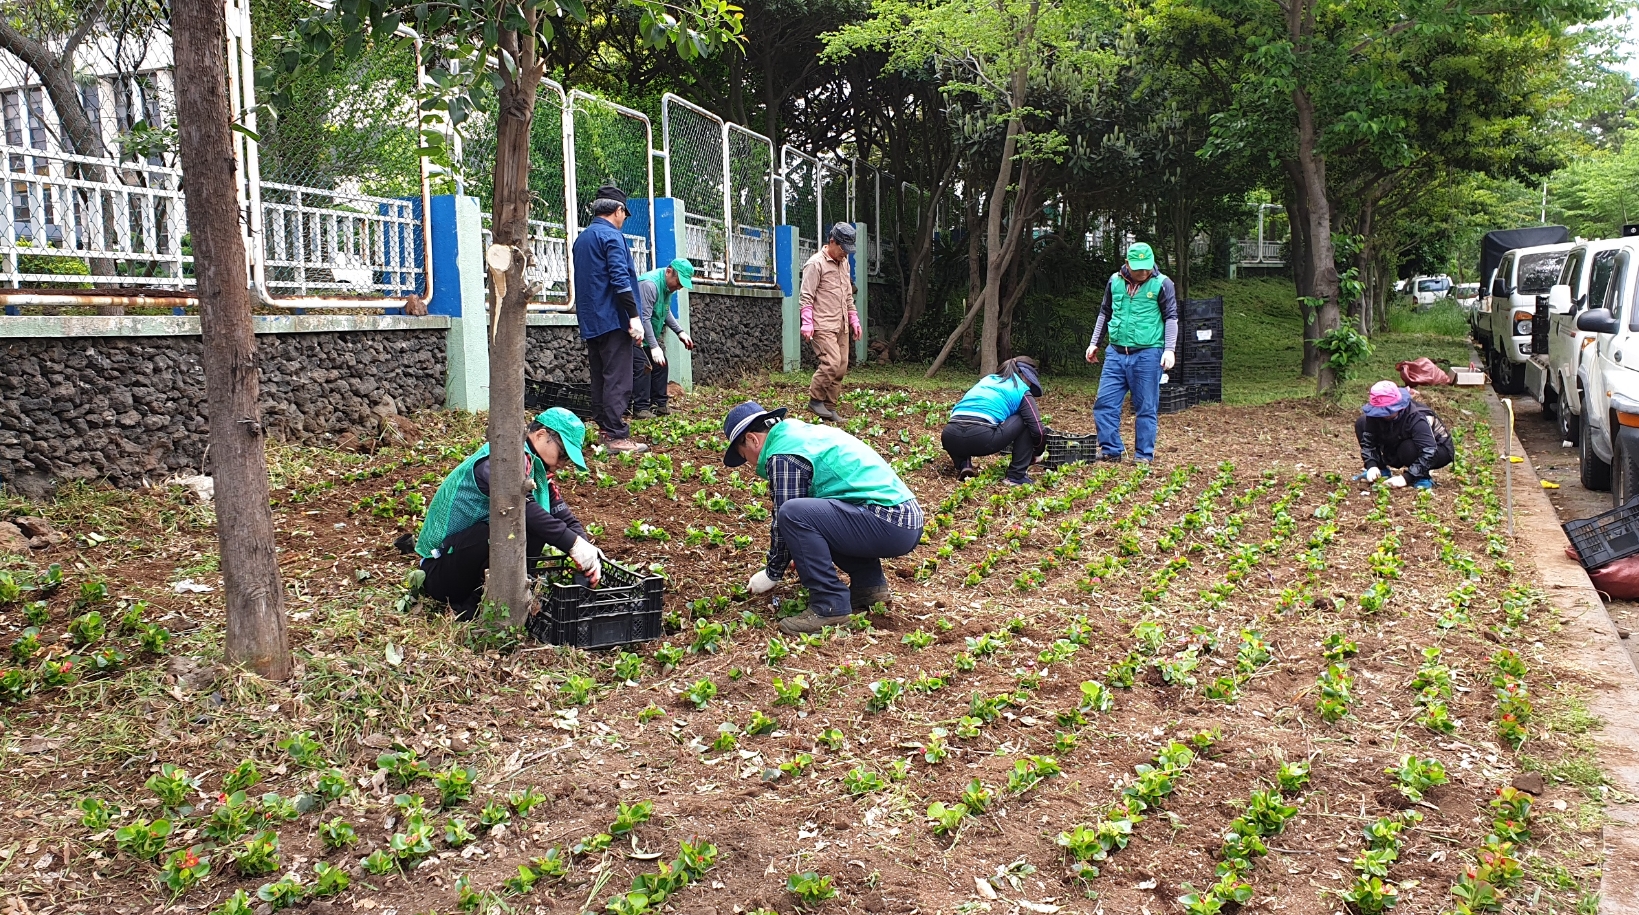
[1505,396,1639,673]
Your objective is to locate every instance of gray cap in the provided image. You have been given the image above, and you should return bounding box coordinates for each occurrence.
[828,222,856,255]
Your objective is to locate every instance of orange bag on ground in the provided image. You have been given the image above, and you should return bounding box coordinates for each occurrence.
[1398,358,1453,387]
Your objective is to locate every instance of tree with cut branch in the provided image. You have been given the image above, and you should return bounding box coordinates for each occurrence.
[268,0,741,624]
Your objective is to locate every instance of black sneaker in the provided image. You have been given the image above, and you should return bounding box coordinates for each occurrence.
[1099,453,1125,463]
[633,409,656,421]
[653,405,671,416]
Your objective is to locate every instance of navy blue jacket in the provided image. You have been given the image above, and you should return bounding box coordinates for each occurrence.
[571,217,637,340]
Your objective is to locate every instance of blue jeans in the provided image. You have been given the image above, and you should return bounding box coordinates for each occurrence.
[1093,346,1162,461]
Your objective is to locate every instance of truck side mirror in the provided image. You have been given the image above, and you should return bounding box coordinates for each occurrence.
[1491,277,1511,298]
[1577,308,1619,334]
[1548,284,1574,315]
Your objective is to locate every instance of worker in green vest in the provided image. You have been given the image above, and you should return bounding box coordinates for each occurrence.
[630,258,696,419]
[1085,242,1179,463]
[414,408,601,618]
[722,401,924,635]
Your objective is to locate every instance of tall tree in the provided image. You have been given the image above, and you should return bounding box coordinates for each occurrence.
[172,0,292,679]
[274,0,741,625]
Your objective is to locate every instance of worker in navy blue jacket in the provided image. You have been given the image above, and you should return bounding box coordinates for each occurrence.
[572,184,648,454]
[941,357,1045,486]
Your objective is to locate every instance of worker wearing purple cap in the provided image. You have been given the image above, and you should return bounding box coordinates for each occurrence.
[1355,380,1454,489]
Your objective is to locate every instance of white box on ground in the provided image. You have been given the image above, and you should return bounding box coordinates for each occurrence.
[1451,368,1485,386]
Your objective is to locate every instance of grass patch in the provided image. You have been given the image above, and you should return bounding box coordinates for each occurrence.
[1388,299,1472,337]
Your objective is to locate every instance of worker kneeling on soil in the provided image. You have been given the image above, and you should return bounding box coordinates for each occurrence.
[415,408,602,618]
[1355,380,1455,490]
[942,356,1046,486]
[724,401,925,635]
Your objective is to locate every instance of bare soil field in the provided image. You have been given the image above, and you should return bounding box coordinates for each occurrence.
[0,378,1612,915]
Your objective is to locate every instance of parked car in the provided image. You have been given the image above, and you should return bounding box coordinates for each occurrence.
[1411,275,1452,307]
[1470,226,1572,394]
[1573,232,1639,502]
[1452,283,1481,311]
[1528,237,1628,448]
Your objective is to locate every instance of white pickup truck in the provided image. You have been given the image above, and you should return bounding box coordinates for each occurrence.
[1471,226,1572,394]
[1573,229,1639,502]
[1528,237,1628,446]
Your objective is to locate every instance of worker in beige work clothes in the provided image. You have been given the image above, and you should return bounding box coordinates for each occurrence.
[800,222,861,422]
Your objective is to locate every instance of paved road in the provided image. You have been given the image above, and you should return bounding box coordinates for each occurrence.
[1505,396,1639,670]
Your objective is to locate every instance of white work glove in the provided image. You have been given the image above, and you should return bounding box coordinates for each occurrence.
[1085,343,1100,363]
[1161,350,1175,371]
[627,317,645,344]
[1365,467,1382,483]
[650,346,666,367]
[748,569,779,595]
[679,332,694,350]
[1387,474,1407,488]
[569,537,602,586]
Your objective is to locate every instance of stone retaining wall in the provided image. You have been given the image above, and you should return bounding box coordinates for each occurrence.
[0,328,445,490]
[689,293,782,381]
[524,325,592,385]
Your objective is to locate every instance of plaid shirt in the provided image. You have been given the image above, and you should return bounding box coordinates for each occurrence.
[764,454,924,578]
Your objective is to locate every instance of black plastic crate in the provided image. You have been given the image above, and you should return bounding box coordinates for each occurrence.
[1182,296,1224,321]
[1563,502,1639,570]
[1182,320,1224,348]
[1180,362,1222,385]
[1043,428,1099,468]
[526,554,665,649]
[1188,383,1222,405]
[1182,342,1224,363]
[1158,383,1192,414]
[524,380,594,419]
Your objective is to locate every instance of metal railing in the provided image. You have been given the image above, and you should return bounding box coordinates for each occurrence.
[259,183,422,296]
[1235,238,1285,265]
[0,142,190,287]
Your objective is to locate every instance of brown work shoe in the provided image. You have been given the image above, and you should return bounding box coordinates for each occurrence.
[605,438,649,454]
[850,584,891,612]
[777,609,842,635]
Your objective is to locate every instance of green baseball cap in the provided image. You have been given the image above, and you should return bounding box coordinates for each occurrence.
[533,407,587,471]
[668,257,695,290]
[1126,242,1156,271]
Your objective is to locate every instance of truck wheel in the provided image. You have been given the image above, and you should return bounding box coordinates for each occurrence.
[1616,434,1639,508]
[1491,356,1527,395]
[1557,390,1579,445]
[1581,419,1612,491]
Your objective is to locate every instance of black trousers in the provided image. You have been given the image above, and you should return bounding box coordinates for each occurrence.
[586,329,633,439]
[630,344,669,411]
[420,521,548,620]
[942,417,1036,482]
[1355,417,1455,482]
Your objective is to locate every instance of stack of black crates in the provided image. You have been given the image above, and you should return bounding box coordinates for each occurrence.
[1179,296,1224,407]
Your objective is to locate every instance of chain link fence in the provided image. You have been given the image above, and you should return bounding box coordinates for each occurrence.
[570,90,653,277]
[820,158,851,244]
[466,79,573,306]
[661,94,726,282]
[781,146,820,266]
[726,123,774,284]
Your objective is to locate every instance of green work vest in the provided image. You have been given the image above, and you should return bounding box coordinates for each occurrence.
[637,267,670,339]
[415,443,553,558]
[755,420,914,507]
[1106,273,1166,348]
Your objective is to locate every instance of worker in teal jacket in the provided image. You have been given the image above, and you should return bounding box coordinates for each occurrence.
[723,401,924,635]
[942,356,1045,485]
[415,408,601,618]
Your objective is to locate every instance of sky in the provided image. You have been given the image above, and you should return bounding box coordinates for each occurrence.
[1621,9,1639,78]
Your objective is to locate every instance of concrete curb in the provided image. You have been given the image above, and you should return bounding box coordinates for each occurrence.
[1490,394,1639,915]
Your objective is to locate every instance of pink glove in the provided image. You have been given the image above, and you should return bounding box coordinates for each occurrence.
[800,305,814,337]
[848,311,862,338]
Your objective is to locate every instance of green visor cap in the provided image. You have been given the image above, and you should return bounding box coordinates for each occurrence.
[1126,242,1156,271]
[533,408,587,471]
[669,257,696,290]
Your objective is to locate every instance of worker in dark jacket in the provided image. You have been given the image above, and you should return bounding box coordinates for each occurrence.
[572,184,648,454]
[724,401,924,635]
[1086,242,1179,464]
[415,408,600,618]
[1355,381,1454,489]
[941,357,1045,486]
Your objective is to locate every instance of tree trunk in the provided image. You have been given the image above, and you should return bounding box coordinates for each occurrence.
[962,193,982,366]
[1282,168,1320,377]
[978,72,1026,376]
[1170,189,1191,304]
[172,0,290,680]
[926,296,984,378]
[1292,87,1341,394]
[882,157,957,360]
[487,25,547,627]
